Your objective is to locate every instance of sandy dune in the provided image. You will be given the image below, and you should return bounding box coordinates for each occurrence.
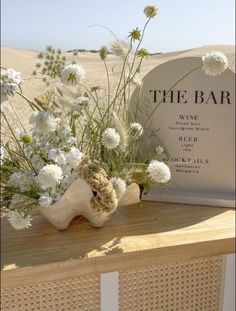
[1,45,235,128]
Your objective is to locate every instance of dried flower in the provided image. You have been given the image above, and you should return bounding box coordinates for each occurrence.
[77,157,118,212]
[128,28,141,41]
[144,5,158,18]
[111,40,133,59]
[202,51,228,76]
[99,46,108,60]
[147,160,171,183]
[130,122,143,139]
[101,128,120,149]
[137,48,149,58]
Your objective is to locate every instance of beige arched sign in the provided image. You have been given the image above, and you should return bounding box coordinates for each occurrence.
[131,57,235,207]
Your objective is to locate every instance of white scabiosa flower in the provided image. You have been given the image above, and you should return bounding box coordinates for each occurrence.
[156,146,164,155]
[37,164,63,189]
[147,160,171,183]
[111,177,126,200]
[202,51,228,76]
[66,147,83,169]
[143,5,158,18]
[7,211,32,230]
[48,148,67,165]
[0,68,22,103]
[130,122,143,139]
[38,192,53,208]
[30,111,60,135]
[101,128,120,149]
[60,64,85,85]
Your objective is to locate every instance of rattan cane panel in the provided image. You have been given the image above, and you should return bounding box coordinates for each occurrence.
[1,274,100,311]
[119,256,222,311]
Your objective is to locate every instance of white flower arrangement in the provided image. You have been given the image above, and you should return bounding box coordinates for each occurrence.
[0,5,228,230]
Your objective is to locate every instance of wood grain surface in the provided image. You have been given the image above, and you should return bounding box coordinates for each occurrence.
[1,201,235,288]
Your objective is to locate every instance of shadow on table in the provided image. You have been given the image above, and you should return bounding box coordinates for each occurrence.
[1,201,232,269]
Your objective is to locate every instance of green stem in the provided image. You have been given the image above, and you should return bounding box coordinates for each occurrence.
[144,64,202,126]
[129,17,151,77]
[103,60,111,106]
[3,114,37,174]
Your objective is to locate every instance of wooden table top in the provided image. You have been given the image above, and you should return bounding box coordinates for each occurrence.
[1,201,235,288]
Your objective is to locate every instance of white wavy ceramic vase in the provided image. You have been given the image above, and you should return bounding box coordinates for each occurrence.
[39,178,140,230]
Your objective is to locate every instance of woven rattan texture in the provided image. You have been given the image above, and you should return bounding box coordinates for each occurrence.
[119,256,223,311]
[1,274,100,311]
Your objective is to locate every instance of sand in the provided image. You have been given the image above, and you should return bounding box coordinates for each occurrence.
[1,44,235,129]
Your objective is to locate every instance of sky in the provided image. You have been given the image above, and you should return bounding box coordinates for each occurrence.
[1,0,235,53]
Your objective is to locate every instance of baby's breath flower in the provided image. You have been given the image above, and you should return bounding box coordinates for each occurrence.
[48,148,67,165]
[130,122,143,139]
[111,177,126,200]
[8,171,36,192]
[147,160,171,183]
[202,51,228,76]
[99,46,108,60]
[137,48,149,58]
[66,147,83,169]
[38,192,53,208]
[1,68,22,103]
[144,5,158,18]
[101,128,120,149]
[128,28,141,41]
[60,64,85,85]
[7,211,32,230]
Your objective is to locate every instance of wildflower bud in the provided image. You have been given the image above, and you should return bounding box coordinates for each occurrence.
[143,5,158,18]
[22,135,32,144]
[137,48,149,58]
[128,28,141,41]
[99,46,108,60]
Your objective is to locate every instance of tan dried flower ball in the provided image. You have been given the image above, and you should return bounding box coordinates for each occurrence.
[144,5,158,18]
